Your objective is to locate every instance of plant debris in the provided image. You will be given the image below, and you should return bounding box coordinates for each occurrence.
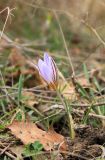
[7,121,68,152]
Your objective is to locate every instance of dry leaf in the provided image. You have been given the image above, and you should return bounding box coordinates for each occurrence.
[22,91,38,107]
[9,47,26,66]
[71,47,81,55]
[77,77,90,87]
[8,121,67,151]
[0,38,9,51]
[7,48,43,87]
[58,70,77,100]
[59,76,91,100]
[59,80,76,100]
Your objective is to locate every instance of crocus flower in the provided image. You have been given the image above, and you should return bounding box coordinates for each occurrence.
[35,52,58,89]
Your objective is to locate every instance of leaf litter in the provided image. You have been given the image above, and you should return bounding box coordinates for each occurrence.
[7,120,68,152]
[0,33,105,160]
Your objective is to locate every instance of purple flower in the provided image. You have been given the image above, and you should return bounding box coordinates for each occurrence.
[35,52,58,88]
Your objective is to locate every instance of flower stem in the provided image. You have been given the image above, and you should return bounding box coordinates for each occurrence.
[67,109,75,139]
[56,89,75,139]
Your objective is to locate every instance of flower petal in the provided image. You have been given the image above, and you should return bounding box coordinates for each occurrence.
[50,58,58,82]
[44,53,58,82]
[44,52,50,65]
[38,59,53,83]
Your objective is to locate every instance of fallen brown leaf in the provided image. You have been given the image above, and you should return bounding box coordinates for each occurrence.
[9,47,26,66]
[22,91,38,107]
[7,121,67,151]
[0,38,9,51]
[59,80,76,100]
[76,77,90,87]
[7,47,43,87]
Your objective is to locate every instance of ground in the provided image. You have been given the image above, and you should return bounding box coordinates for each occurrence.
[0,1,105,160]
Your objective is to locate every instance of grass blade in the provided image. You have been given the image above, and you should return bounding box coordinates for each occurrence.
[18,75,24,108]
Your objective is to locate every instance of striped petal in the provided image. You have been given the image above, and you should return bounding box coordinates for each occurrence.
[38,59,53,83]
[44,52,58,82]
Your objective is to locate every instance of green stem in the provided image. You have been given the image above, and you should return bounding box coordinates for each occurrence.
[82,104,93,124]
[68,112,75,139]
[56,89,75,139]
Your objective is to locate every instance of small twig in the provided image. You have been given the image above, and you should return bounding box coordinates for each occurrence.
[0,7,15,40]
[45,104,105,121]
[0,90,56,101]
[73,108,105,120]
[81,20,105,47]
[54,11,75,77]
[0,150,16,159]
[60,150,89,160]
[71,102,105,108]
[0,143,11,155]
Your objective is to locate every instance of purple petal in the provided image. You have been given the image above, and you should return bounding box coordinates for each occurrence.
[44,52,50,65]
[44,52,58,82]
[50,58,58,82]
[38,59,53,83]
